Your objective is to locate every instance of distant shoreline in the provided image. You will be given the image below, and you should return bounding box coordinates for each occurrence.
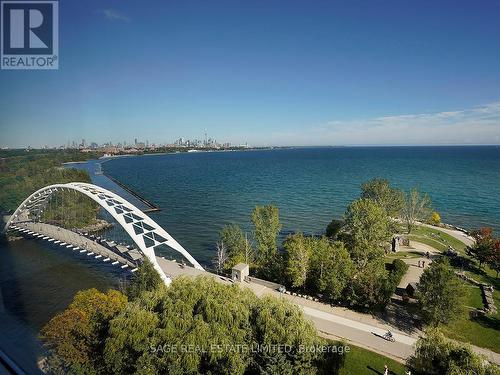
[61,144,500,166]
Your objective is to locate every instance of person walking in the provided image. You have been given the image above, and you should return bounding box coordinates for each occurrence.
[422,260,425,268]
[384,364,389,375]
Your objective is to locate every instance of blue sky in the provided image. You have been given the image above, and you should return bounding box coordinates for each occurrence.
[1,0,500,147]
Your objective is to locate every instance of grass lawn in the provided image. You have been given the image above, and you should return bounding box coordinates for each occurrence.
[340,344,407,375]
[440,305,500,353]
[385,250,422,260]
[463,284,485,310]
[441,262,500,352]
[400,224,467,254]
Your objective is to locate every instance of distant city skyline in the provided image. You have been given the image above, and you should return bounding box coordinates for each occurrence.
[25,134,239,151]
[1,0,500,147]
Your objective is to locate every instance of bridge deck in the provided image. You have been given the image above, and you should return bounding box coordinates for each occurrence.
[11,222,136,268]
[8,221,271,294]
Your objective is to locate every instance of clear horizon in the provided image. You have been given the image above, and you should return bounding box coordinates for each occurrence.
[1,0,499,148]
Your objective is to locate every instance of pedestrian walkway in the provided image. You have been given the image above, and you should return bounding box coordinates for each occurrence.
[396,241,437,290]
[13,222,135,267]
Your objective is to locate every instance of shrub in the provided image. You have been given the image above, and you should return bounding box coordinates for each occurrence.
[383,259,409,302]
[326,219,344,239]
[428,212,441,225]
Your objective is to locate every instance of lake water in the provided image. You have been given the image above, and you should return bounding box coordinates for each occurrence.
[104,146,500,264]
[1,146,499,371]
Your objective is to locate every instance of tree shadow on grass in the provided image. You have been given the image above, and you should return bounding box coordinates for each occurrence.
[315,347,346,375]
[471,314,500,331]
[450,256,500,289]
[367,365,399,374]
[367,366,383,374]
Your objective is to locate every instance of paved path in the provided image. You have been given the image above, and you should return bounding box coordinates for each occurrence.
[396,241,438,290]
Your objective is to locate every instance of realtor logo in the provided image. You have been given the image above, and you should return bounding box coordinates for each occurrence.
[1,0,58,69]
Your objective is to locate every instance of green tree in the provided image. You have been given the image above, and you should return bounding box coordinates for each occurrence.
[283,233,312,288]
[384,259,409,299]
[41,289,127,374]
[126,259,163,300]
[105,276,257,375]
[325,218,344,239]
[252,205,282,275]
[42,189,100,230]
[250,295,324,375]
[307,238,354,301]
[344,198,391,268]
[403,187,432,234]
[220,224,248,268]
[41,276,342,375]
[360,178,405,217]
[408,328,500,375]
[104,276,329,375]
[0,150,102,229]
[417,258,466,326]
[346,257,389,308]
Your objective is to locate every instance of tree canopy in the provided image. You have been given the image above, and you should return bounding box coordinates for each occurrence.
[283,233,312,288]
[126,259,164,300]
[417,258,466,326]
[219,224,249,269]
[408,328,499,375]
[0,150,101,213]
[307,238,354,301]
[360,178,405,218]
[41,288,127,374]
[344,198,391,268]
[325,219,344,239]
[42,276,334,375]
[469,228,498,271]
[402,187,432,234]
[252,205,282,277]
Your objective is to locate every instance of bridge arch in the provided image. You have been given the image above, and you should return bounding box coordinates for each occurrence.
[3,182,204,285]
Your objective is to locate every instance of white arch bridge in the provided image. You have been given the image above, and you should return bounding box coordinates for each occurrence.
[3,182,204,285]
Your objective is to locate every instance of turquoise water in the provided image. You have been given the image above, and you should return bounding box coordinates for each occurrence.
[103,146,500,264]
